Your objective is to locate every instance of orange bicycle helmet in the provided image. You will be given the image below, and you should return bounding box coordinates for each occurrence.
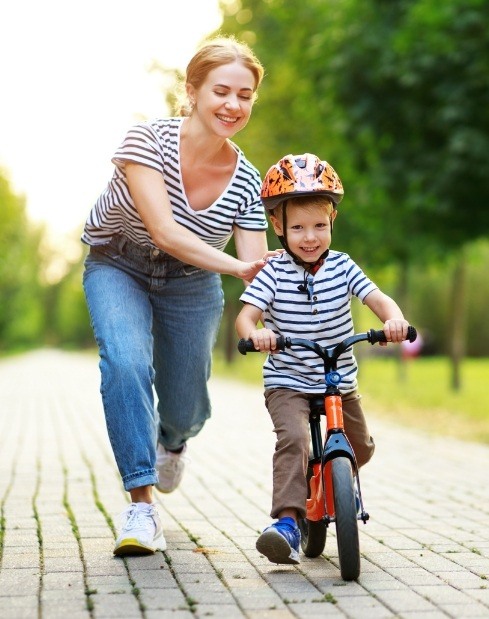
[261,153,344,211]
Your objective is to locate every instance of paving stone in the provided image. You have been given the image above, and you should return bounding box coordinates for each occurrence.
[136,586,188,610]
[90,592,141,617]
[1,351,489,619]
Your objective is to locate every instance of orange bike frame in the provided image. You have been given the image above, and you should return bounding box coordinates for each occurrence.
[305,393,356,522]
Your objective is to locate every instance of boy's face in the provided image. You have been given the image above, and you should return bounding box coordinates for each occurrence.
[270,202,337,263]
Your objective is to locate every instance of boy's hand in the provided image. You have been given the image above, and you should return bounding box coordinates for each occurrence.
[382,319,410,344]
[248,328,278,353]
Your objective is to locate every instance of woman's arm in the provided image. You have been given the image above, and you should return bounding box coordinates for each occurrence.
[233,227,268,263]
[234,227,278,286]
[125,163,267,280]
[234,226,284,285]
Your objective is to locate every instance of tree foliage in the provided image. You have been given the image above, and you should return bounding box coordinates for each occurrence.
[2,0,489,360]
[220,0,489,263]
[217,0,489,371]
[331,0,489,257]
[0,171,93,351]
[0,170,45,349]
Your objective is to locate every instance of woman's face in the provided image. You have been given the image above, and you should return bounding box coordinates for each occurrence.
[188,61,256,138]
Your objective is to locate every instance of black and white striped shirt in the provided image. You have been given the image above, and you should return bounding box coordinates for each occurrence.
[240,251,378,393]
[82,117,267,249]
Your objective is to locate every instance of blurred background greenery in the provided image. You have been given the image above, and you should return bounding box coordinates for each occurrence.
[1,0,488,419]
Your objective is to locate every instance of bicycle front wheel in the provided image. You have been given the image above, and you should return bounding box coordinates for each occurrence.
[332,457,360,581]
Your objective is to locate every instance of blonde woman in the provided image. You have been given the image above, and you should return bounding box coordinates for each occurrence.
[82,37,274,556]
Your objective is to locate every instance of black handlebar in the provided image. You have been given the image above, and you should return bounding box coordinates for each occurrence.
[238,335,287,355]
[238,326,417,356]
[367,325,417,345]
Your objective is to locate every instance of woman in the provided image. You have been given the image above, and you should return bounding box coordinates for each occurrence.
[82,37,273,556]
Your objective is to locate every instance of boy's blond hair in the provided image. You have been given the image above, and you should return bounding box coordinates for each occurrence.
[270,195,334,223]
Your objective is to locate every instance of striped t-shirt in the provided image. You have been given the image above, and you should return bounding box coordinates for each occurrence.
[82,117,267,249]
[239,251,378,393]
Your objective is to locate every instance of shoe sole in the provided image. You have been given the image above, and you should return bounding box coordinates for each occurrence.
[113,535,167,556]
[154,483,176,494]
[256,529,300,565]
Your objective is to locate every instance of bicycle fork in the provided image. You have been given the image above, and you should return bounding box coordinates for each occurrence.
[306,392,369,526]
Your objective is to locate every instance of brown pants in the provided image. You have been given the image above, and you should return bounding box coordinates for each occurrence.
[264,388,375,519]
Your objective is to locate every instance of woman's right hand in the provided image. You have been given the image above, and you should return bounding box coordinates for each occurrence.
[236,249,283,283]
[236,258,267,282]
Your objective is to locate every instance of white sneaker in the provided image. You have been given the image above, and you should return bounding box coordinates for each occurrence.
[155,443,188,493]
[114,502,166,556]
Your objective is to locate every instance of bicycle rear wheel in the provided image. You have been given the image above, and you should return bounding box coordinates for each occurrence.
[298,517,327,557]
[332,457,360,580]
[300,462,327,557]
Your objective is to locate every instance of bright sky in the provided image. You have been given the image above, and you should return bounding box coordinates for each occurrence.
[0,0,222,250]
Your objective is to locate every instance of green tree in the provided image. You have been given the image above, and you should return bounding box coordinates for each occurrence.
[220,0,489,382]
[44,254,93,349]
[219,0,347,176]
[0,170,45,350]
[324,0,489,386]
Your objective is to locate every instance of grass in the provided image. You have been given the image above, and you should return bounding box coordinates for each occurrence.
[358,356,489,443]
[212,351,489,445]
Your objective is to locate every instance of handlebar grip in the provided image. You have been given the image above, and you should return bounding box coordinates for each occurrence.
[407,325,417,342]
[237,339,255,355]
[368,325,418,345]
[237,336,286,355]
[368,329,387,344]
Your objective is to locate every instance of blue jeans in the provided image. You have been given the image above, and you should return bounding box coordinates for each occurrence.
[83,234,224,491]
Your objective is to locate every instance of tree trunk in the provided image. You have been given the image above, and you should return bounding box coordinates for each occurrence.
[223,300,239,363]
[449,252,466,391]
[396,259,410,383]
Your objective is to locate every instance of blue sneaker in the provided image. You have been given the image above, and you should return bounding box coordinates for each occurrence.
[256,517,300,565]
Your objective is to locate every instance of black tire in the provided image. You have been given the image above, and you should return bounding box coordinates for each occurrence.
[298,517,327,558]
[332,457,360,580]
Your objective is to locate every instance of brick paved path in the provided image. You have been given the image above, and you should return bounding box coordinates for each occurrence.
[0,350,488,619]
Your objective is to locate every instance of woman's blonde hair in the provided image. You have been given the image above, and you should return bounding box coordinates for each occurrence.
[177,36,264,116]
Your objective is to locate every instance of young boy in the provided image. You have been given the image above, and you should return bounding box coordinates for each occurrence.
[235,153,409,565]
